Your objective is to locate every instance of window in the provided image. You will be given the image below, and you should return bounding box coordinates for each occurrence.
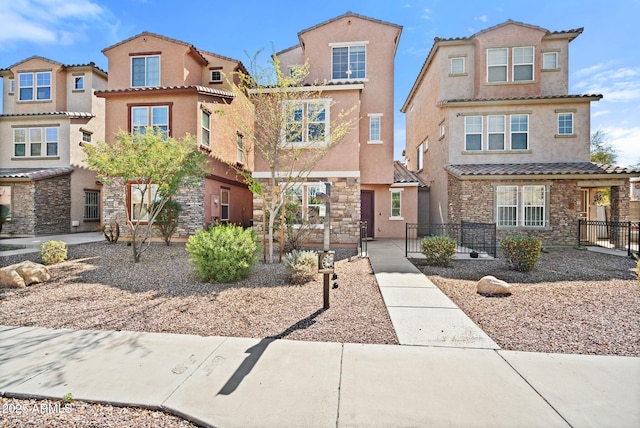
[74,76,84,90]
[131,105,169,136]
[390,189,402,219]
[369,114,381,143]
[210,70,222,83]
[558,113,573,135]
[285,183,325,224]
[465,116,483,150]
[131,55,160,87]
[84,190,100,220]
[9,78,14,94]
[496,185,546,228]
[332,44,366,79]
[236,133,244,164]
[129,183,158,222]
[487,48,508,82]
[13,127,58,157]
[82,131,92,143]
[543,52,558,70]
[439,122,446,138]
[220,189,229,221]
[513,47,534,81]
[450,57,465,74]
[0,186,11,220]
[488,115,505,150]
[510,114,529,150]
[631,180,640,201]
[18,71,51,101]
[416,143,424,171]
[284,100,328,145]
[201,110,210,146]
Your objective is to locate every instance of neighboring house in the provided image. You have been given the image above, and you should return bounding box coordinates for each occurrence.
[255,11,417,243]
[402,20,640,246]
[95,32,254,237]
[0,56,107,236]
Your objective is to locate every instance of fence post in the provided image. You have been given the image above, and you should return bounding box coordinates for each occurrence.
[578,219,582,248]
[405,223,409,258]
[629,221,632,257]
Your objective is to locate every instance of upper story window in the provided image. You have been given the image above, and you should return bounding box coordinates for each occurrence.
[487,47,535,83]
[131,105,169,136]
[416,142,424,171]
[487,48,508,82]
[284,100,329,145]
[557,113,573,135]
[82,130,92,143]
[18,71,51,101]
[439,121,446,139]
[464,114,529,151]
[210,70,222,83]
[9,78,14,94]
[542,52,558,70]
[13,126,58,157]
[488,115,506,150]
[331,43,366,80]
[513,47,534,81]
[464,116,483,151]
[511,114,529,149]
[450,57,465,74]
[74,76,84,90]
[201,110,210,146]
[131,55,160,87]
[236,132,244,164]
[368,114,382,143]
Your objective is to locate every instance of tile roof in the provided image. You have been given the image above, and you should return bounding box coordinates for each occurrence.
[94,85,235,99]
[0,167,74,181]
[1,56,106,76]
[298,11,402,36]
[0,112,95,119]
[438,94,602,105]
[393,161,429,187]
[445,162,640,178]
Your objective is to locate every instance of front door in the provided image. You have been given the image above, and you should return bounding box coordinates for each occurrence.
[360,190,374,238]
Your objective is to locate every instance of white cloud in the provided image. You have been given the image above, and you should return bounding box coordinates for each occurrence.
[600,125,640,167]
[475,15,488,22]
[422,8,431,20]
[574,63,640,102]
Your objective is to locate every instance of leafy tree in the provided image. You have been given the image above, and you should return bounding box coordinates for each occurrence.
[83,128,208,262]
[590,129,618,165]
[209,52,357,263]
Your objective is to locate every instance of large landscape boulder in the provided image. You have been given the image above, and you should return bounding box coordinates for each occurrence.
[477,275,511,296]
[0,261,51,288]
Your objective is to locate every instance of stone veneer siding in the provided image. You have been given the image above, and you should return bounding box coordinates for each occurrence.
[610,180,630,222]
[252,176,361,245]
[102,178,205,239]
[448,175,582,246]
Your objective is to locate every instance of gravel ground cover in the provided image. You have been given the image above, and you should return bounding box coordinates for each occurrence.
[412,247,640,357]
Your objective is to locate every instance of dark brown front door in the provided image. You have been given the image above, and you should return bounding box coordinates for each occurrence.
[360,190,374,238]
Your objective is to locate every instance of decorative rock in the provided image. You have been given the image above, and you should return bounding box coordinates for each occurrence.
[477,275,511,296]
[0,261,51,288]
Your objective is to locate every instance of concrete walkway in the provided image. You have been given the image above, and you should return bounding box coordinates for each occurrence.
[0,234,639,427]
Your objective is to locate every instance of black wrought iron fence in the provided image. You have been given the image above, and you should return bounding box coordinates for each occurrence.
[578,220,639,256]
[405,222,496,258]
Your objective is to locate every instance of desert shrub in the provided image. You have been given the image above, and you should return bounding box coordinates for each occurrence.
[186,224,258,283]
[154,199,182,245]
[40,240,68,265]
[284,250,318,284]
[500,236,542,272]
[421,235,456,266]
[100,221,120,243]
[633,253,640,282]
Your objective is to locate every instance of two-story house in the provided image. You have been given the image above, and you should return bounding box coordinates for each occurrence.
[0,56,107,236]
[95,32,254,237]
[254,11,422,244]
[402,20,639,246]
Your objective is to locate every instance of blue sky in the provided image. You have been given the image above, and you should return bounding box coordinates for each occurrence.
[1,0,638,166]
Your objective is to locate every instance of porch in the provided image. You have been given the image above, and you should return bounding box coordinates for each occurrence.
[578,219,640,256]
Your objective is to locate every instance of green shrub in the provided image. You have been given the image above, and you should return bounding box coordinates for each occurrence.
[284,250,318,284]
[421,235,457,266]
[186,224,258,283]
[40,240,68,265]
[500,236,542,272]
[154,199,182,245]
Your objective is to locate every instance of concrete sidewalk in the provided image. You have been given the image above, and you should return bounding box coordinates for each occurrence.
[0,232,105,257]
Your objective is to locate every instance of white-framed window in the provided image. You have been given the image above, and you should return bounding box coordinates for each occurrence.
[201,110,210,146]
[487,48,508,82]
[82,131,92,143]
[284,100,329,145]
[542,52,558,70]
[131,105,169,136]
[84,190,100,221]
[131,55,160,87]
[0,186,12,220]
[13,127,58,157]
[465,116,483,150]
[74,76,84,90]
[488,115,506,150]
[439,122,446,138]
[284,183,325,224]
[390,189,403,219]
[236,133,244,164]
[496,185,547,228]
[210,70,222,83]
[220,188,230,221]
[18,71,51,101]
[450,57,465,74]
[513,46,534,81]
[631,180,640,201]
[510,114,529,150]
[368,114,382,143]
[8,78,14,94]
[331,44,366,80]
[129,183,158,222]
[558,113,573,135]
[416,143,424,171]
